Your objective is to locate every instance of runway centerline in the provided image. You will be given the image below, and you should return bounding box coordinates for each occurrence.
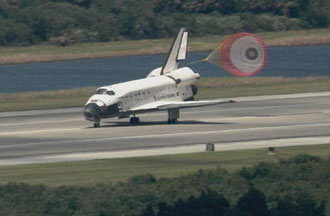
[2,122,330,148]
[1,102,328,127]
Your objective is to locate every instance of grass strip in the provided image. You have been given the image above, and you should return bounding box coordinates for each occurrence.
[1,76,330,112]
[0,144,329,186]
[0,87,95,112]
[196,76,330,99]
[0,28,329,64]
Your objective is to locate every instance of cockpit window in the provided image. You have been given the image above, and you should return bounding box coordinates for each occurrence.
[96,89,116,96]
[107,90,115,96]
[96,89,107,94]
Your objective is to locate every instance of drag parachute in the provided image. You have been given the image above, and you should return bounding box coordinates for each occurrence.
[206,33,268,77]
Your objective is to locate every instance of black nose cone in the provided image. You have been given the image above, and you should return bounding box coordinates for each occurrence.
[84,103,100,121]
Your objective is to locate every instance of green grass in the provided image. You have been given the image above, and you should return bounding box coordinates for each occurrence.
[0,87,95,112]
[0,144,329,186]
[0,28,329,64]
[196,76,330,99]
[1,77,330,112]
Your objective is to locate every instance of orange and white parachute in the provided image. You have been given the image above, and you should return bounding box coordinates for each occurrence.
[206,33,268,77]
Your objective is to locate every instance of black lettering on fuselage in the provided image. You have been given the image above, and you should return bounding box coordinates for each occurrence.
[154,93,176,101]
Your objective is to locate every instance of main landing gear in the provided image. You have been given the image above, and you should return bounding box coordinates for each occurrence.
[167,108,179,124]
[130,116,140,124]
[93,109,180,127]
[167,119,178,124]
[93,122,100,128]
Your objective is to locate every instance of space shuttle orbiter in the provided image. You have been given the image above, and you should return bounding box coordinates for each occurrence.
[84,28,238,127]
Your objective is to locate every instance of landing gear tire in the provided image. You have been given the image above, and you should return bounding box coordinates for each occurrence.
[130,117,140,124]
[167,119,177,124]
[93,122,100,128]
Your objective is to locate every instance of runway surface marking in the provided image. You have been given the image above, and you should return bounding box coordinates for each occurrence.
[0,119,83,126]
[2,122,330,147]
[2,91,330,118]
[49,136,330,159]
[1,103,329,127]
[0,128,80,136]
[1,112,323,135]
[1,136,329,166]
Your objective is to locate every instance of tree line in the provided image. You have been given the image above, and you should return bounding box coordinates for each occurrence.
[0,154,329,216]
[141,188,325,216]
[0,0,329,46]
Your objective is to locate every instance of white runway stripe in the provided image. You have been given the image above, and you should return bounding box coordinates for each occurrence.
[1,136,329,166]
[0,118,83,126]
[0,128,80,135]
[2,122,330,147]
[1,91,330,118]
[1,103,328,127]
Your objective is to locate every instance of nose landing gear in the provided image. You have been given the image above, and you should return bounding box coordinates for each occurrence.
[130,116,140,124]
[93,119,101,128]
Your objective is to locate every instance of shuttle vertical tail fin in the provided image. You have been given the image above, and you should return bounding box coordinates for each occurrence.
[161,28,188,75]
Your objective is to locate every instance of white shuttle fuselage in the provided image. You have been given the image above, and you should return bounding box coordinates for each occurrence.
[86,67,199,114]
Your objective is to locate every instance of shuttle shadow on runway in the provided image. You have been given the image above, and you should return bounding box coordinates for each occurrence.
[85,120,233,128]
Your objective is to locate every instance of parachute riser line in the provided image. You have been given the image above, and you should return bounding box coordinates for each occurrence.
[185,59,207,66]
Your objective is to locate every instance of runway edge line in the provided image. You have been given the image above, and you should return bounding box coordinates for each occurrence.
[1,135,329,166]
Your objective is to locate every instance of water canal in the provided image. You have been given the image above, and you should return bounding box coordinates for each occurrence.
[0,45,329,93]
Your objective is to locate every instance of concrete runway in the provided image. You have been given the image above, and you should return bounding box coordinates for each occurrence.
[1,92,330,165]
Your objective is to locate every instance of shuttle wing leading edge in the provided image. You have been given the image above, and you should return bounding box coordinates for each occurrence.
[128,99,235,112]
[161,28,188,75]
